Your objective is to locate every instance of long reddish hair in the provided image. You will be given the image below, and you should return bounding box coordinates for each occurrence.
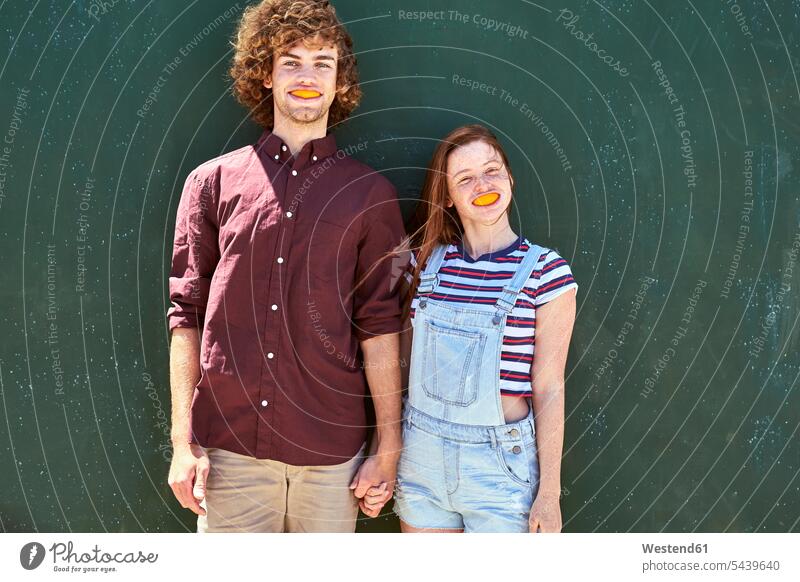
[401,124,515,320]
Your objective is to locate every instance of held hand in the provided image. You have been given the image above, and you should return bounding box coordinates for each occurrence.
[168,444,210,516]
[349,454,397,518]
[528,492,562,533]
[359,482,392,517]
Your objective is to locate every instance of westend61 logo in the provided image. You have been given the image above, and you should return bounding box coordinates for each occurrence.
[19,541,158,573]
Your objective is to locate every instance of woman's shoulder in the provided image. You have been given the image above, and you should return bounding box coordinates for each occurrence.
[402,239,458,284]
[521,238,573,267]
[520,238,552,266]
[520,238,578,306]
[407,239,460,266]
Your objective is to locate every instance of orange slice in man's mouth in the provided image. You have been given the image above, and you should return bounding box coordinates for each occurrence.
[472,192,500,206]
[290,89,322,99]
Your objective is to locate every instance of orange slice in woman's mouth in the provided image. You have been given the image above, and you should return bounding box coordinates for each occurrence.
[290,89,321,99]
[472,192,500,206]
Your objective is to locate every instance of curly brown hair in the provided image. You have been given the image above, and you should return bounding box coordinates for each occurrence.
[229,0,362,129]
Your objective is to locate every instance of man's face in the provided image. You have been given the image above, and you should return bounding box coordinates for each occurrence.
[264,36,340,125]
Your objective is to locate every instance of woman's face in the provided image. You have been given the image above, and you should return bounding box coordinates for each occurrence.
[445,140,513,226]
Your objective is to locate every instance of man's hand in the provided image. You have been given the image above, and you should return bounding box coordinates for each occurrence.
[168,443,210,516]
[528,492,562,533]
[349,453,398,518]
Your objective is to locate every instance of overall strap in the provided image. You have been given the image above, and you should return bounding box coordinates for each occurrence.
[492,243,545,324]
[416,243,449,301]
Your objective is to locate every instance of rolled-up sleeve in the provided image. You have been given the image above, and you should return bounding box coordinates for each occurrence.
[166,166,220,333]
[351,179,406,341]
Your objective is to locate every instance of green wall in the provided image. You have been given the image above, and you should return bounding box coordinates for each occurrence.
[1,0,798,532]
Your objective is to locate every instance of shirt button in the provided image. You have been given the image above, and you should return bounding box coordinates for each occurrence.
[281,145,287,151]
[271,304,278,311]
[312,155,318,162]
[286,211,293,218]
[291,169,298,176]
[267,352,274,359]
[512,445,522,454]
[261,400,269,407]
[274,154,279,160]
[277,257,284,263]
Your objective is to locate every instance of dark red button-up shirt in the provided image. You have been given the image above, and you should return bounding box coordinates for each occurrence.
[166,129,406,466]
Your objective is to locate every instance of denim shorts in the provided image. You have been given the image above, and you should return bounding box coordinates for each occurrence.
[393,405,540,532]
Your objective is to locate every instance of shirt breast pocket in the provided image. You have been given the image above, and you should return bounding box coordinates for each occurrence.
[307,220,358,288]
[218,205,254,252]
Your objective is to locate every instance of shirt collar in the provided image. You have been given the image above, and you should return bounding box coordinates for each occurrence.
[456,234,523,263]
[255,128,338,168]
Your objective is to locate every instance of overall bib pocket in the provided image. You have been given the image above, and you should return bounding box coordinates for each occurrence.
[421,319,486,407]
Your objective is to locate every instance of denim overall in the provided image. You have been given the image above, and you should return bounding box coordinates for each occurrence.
[394,241,544,532]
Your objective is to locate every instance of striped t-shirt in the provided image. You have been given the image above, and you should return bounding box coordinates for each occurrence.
[404,235,578,396]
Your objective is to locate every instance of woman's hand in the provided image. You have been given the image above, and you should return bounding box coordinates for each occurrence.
[528,492,562,533]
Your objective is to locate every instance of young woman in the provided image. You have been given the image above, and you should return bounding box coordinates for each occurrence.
[378,124,578,532]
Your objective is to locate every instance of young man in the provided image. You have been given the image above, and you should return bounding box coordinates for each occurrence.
[166,0,402,532]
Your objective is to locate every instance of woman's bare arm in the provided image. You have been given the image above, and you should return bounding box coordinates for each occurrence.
[531,288,577,499]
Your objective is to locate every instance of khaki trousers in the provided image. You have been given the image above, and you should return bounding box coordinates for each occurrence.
[197,442,367,533]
